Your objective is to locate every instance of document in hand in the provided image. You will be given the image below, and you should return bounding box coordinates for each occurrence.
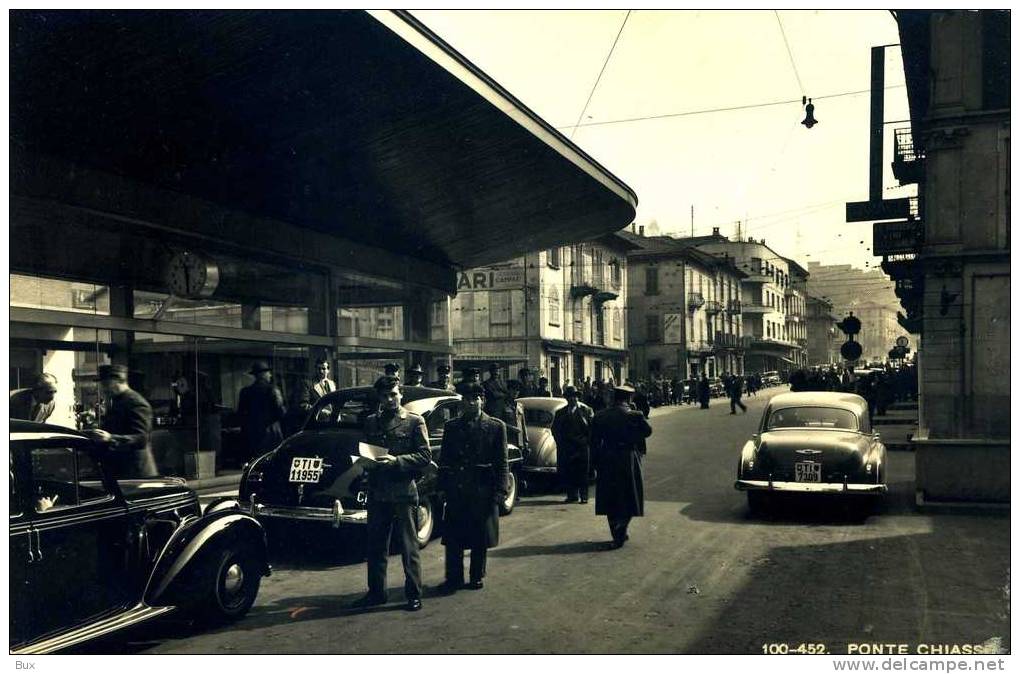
[358,442,390,461]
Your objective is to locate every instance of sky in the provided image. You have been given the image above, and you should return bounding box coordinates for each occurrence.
[412,9,916,272]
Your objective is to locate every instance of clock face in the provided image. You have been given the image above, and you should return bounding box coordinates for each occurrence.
[166,252,218,298]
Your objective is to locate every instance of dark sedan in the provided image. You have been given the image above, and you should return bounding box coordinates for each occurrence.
[734,392,888,513]
[237,386,526,549]
[10,421,270,654]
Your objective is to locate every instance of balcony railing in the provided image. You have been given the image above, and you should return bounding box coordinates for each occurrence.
[712,332,740,350]
[703,299,723,315]
[726,299,742,314]
[687,292,705,311]
[688,339,713,354]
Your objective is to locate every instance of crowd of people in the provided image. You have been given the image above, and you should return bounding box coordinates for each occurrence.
[788,363,918,419]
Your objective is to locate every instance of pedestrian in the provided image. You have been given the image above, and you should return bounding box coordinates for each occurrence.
[10,373,59,423]
[632,382,651,418]
[551,385,593,504]
[590,385,652,548]
[428,363,455,391]
[499,380,527,450]
[727,374,747,414]
[297,358,335,424]
[461,366,482,385]
[697,374,711,409]
[375,363,401,389]
[353,376,431,612]
[405,364,425,387]
[237,360,286,461]
[437,382,509,593]
[518,367,537,397]
[482,363,508,418]
[83,365,159,479]
[535,377,552,397]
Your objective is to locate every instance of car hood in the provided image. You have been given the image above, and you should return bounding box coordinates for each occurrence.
[525,428,555,467]
[756,430,870,474]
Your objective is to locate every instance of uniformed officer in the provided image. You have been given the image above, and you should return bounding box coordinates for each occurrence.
[591,384,653,548]
[437,382,509,592]
[355,375,432,612]
[462,367,482,385]
[428,363,454,391]
[84,365,159,479]
[405,364,425,387]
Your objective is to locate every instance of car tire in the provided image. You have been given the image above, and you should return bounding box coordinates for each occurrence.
[194,545,262,625]
[746,491,769,515]
[499,471,519,516]
[415,499,435,549]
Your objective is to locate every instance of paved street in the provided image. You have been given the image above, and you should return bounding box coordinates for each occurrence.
[81,386,1009,655]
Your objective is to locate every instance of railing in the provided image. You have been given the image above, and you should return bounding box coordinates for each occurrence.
[726,299,742,314]
[687,292,705,310]
[703,299,723,315]
[688,339,713,354]
[713,332,739,349]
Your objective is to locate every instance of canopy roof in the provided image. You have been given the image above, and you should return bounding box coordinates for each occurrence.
[10,10,636,271]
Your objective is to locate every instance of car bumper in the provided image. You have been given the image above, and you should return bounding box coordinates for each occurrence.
[521,465,557,474]
[735,479,887,495]
[238,500,368,526]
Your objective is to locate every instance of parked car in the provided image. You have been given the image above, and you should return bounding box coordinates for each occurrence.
[517,396,567,484]
[10,420,270,655]
[734,392,887,513]
[237,386,526,550]
[708,378,725,398]
[761,371,781,387]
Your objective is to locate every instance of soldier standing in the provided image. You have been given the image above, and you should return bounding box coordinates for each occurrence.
[354,376,431,612]
[437,382,509,592]
[591,385,652,548]
[551,385,593,503]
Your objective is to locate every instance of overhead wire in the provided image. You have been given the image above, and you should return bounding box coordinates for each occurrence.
[569,10,631,140]
[774,11,805,95]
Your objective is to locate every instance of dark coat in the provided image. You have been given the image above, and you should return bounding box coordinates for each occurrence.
[9,389,55,423]
[100,388,158,479]
[481,377,508,417]
[551,402,593,487]
[591,404,652,518]
[697,379,711,405]
[438,412,509,549]
[363,408,432,503]
[633,391,651,418]
[237,380,285,457]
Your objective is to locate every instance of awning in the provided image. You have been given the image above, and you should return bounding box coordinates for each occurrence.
[10,10,636,272]
[542,340,628,360]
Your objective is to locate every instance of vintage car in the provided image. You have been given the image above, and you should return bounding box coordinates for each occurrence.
[237,386,526,549]
[10,421,270,654]
[518,396,568,483]
[761,371,781,387]
[734,392,887,512]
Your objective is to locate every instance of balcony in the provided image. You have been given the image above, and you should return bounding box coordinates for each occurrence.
[687,292,705,311]
[704,299,723,315]
[892,127,925,185]
[688,339,713,355]
[726,299,742,314]
[570,279,600,299]
[740,302,773,315]
[713,332,740,351]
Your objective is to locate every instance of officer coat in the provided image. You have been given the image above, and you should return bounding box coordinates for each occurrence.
[363,408,431,503]
[100,388,158,479]
[551,402,593,486]
[438,412,509,549]
[590,404,652,518]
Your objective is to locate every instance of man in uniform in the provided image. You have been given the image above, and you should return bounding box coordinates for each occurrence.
[481,363,508,418]
[84,365,159,479]
[437,382,509,593]
[428,363,454,391]
[499,380,527,450]
[237,361,286,461]
[355,376,431,612]
[405,364,425,387]
[551,385,593,504]
[10,373,59,423]
[590,384,652,548]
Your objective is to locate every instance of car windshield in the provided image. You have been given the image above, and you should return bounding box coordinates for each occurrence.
[304,388,454,431]
[766,406,858,431]
[523,408,555,427]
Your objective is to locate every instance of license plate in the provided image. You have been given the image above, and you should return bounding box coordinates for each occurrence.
[289,457,324,483]
[795,461,821,483]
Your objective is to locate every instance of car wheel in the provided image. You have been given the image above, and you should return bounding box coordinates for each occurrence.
[499,471,519,516]
[746,491,769,515]
[195,545,262,624]
[415,499,435,549]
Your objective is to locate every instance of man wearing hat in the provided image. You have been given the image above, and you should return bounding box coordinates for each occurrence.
[405,364,425,387]
[517,367,537,397]
[481,363,507,418]
[84,365,159,479]
[590,384,653,548]
[437,382,509,592]
[237,361,286,461]
[10,373,59,423]
[551,385,594,504]
[428,364,454,391]
[461,367,482,385]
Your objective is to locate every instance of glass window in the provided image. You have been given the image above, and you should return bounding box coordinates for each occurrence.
[30,446,109,512]
[547,247,561,268]
[645,267,659,296]
[547,286,561,327]
[11,274,111,315]
[491,291,511,337]
[766,407,858,431]
[646,314,661,343]
[424,401,460,437]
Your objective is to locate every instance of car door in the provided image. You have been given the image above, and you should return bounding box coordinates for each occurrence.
[9,446,33,649]
[27,442,132,642]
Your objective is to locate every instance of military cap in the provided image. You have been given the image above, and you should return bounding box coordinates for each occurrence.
[456,382,486,398]
[436,364,451,375]
[463,366,481,378]
[384,363,401,374]
[248,360,272,375]
[408,364,424,375]
[98,364,129,382]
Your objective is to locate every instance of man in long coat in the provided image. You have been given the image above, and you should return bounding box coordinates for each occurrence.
[481,363,508,418]
[237,361,286,461]
[84,365,159,479]
[437,382,509,592]
[591,385,653,548]
[551,385,593,503]
[697,374,711,409]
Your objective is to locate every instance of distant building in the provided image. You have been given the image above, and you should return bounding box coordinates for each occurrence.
[784,258,810,369]
[805,295,840,366]
[450,234,636,392]
[622,230,746,380]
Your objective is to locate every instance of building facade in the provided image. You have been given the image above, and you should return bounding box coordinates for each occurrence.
[623,231,746,380]
[784,259,810,368]
[805,295,840,366]
[890,10,1009,503]
[451,234,635,392]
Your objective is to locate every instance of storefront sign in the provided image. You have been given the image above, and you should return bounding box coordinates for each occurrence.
[873,220,921,256]
[457,268,525,291]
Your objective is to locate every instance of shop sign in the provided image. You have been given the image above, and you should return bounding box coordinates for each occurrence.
[457,268,525,291]
[873,220,921,256]
[663,313,682,344]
